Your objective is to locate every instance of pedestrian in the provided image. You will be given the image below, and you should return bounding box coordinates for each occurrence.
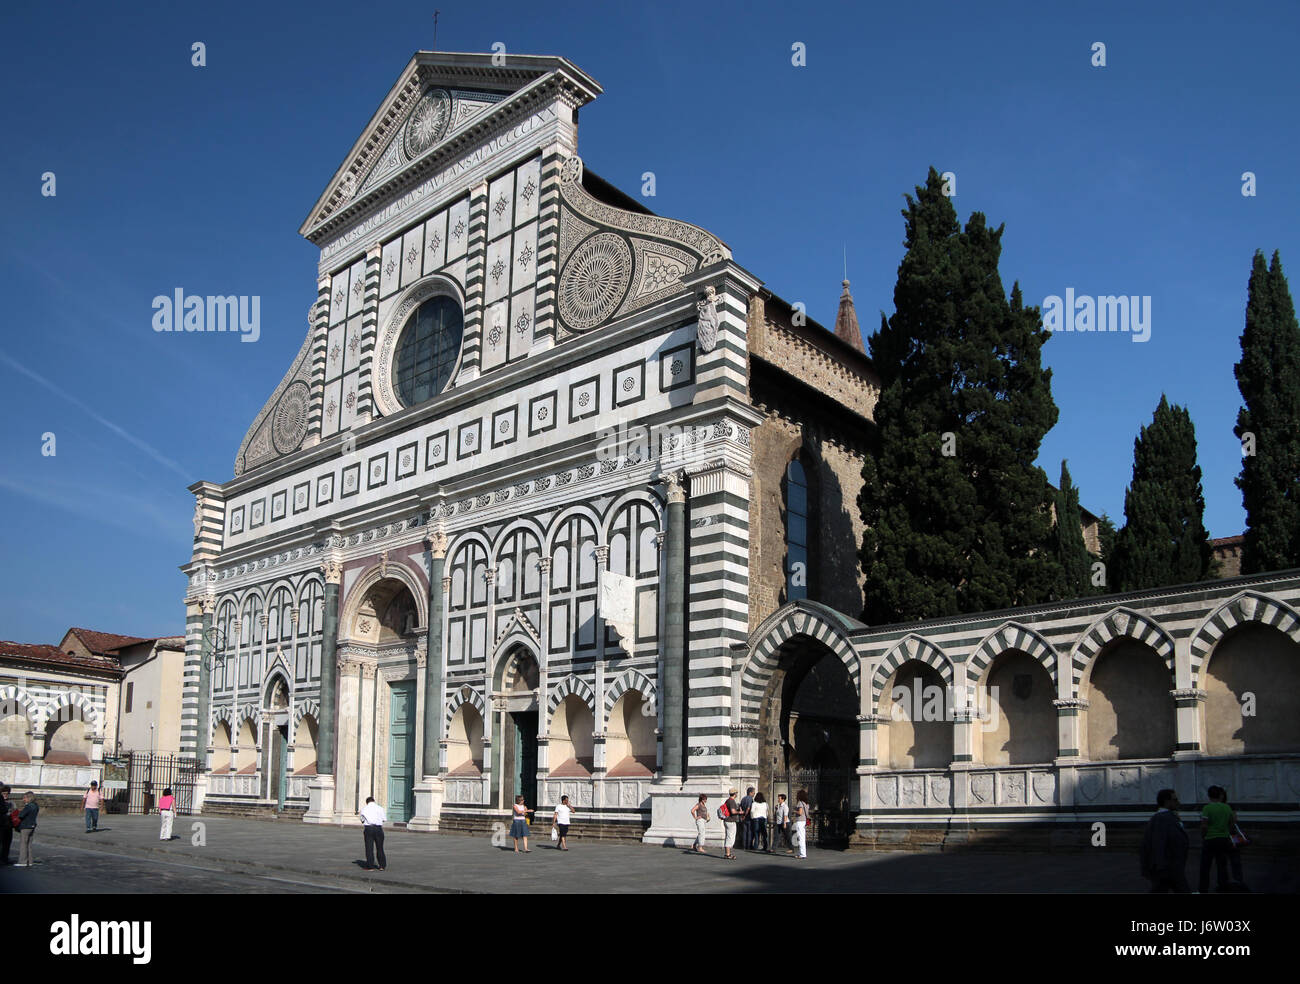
[690,794,710,854]
[82,780,102,833]
[751,791,769,852]
[157,787,177,841]
[1199,786,1247,893]
[0,784,13,866]
[510,794,534,853]
[1141,788,1189,893]
[552,794,574,851]
[721,788,741,860]
[791,789,811,859]
[17,791,38,867]
[738,786,755,850]
[775,793,791,853]
[359,795,386,871]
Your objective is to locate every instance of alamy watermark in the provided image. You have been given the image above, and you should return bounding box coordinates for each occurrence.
[1041,289,1151,343]
[152,289,261,342]
[888,679,1004,733]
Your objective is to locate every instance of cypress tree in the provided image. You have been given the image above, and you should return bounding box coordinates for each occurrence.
[1053,460,1092,599]
[1095,512,1117,592]
[859,168,1061,623]
[1110,395,1212,590]
[1234,250,1300,573]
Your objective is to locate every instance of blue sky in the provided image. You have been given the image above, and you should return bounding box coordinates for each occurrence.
[1,0,1296,642]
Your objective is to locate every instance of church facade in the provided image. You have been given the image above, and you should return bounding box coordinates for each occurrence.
[181,51,1299,845]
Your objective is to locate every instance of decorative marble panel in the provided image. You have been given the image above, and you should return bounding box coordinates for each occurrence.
[423,209,448,275]
[400,226,424,288]
[487,171,515,242]
[380,239,402,299]
[446,198,470,261]
[346,258,367,320]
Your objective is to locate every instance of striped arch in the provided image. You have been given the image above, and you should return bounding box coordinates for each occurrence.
[543,503,604,555]
[0,684,38,722]
[604,668,657,717]
[445,685,487,729]
[211,704,236,731]
[970,622,1060,687]
[1070,607,1174,690]
[340,557,430,634]
[740,601,860,727]
[47,691,103,732]
[547,674,596,720]
[1190,591,1300,686]
[237,701,261,733]
[293,698,320,729]
[870,634,955,706]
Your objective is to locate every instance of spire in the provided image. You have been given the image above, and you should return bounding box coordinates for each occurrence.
[834,279,864,353]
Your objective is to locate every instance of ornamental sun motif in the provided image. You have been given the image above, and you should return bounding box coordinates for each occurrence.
[403,88,452,158]
[558,233,632,331]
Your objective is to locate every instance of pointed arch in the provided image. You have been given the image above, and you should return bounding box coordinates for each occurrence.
[493,608,542,658]
[546,674,596,719]
[740,600,861,727]
[870,634,955,704]
[1190,591,1300,686]
[604,667,657,717]
[445,684,487,729]
[970,621,1060,686]
[1069,607,1174,689]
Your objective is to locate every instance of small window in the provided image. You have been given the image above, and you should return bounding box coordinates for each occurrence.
[125,682,134,714]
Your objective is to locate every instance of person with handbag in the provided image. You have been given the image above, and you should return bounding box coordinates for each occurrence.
[689,794,710,854]
[81,780,102,833]
[1199,786,1248,892]
[750,792,769,852]
[157,787,177,841]
[510,795,534,853]
[721,789,741,860]
[552,794,573,851]
[0,784,13,865]
[791,789,811,860]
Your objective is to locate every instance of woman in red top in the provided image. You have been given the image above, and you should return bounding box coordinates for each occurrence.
[157,787,176,841]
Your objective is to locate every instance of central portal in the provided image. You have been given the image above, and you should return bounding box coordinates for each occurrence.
[493,645,540,809]
[511,711,538,806]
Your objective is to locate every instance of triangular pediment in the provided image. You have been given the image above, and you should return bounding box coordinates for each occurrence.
[301,52,600,243]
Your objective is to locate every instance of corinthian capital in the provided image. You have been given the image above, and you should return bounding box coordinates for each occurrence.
[321,558,344,584]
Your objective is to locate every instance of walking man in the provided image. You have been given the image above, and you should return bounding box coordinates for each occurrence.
[82,780,102,833]
[1199,786,1245,893]
[17,791,38,867]
[360,796,387,871]
[1142,789,1190,893]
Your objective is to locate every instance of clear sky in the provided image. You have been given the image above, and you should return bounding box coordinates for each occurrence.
[1,0,1296,643]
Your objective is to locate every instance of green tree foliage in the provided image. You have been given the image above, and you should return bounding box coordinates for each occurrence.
[1111,395,1212,591]
[1053,460,1092,599]
[859,168,1061,623]
[1234,250,1300,573]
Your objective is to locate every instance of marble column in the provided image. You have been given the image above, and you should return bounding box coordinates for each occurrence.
[660,473,686,780]
[410,528,448,831]
[305,557,342,823]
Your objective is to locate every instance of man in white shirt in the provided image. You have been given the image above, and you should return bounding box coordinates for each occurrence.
[360,796,387,871]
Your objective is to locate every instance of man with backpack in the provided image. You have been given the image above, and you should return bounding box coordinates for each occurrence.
[719,789,741,860]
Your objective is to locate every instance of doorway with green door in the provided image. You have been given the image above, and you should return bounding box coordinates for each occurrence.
[388,679,417,822]
[493,646,540,810]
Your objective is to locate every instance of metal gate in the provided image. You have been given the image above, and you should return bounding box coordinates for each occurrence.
[771,768,854,848]
[121,752,199,816]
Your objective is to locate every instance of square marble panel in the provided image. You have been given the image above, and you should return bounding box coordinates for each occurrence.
[229,505,246,534]
[342,315,363,375]
[613,359,645,408]
[396,442,418,479]
[367,452,388,490]
[292,482,310,514]
[514,157,542,227]
[328,270,348,326]
[346,258,366,319]
[457,419,481,459]
[425,431,449,470]
[528,391,556,435]
[479,300,508,374]
[484,235,512,306]
[380,239,402,299]
[320,379,342,437]
[316,473,335,506]
[487,170,515,242]
[569,376,600,423]
[340,462,361,498]
[446,197,470,261]
[248,498,266,530]
[508,288,535,363]
[325,323,345,382]
[423,210,448,275]
[659,342,694,392]
[270,490,287,521]
[491,406,518,448]
[400,226,424,288]
[511,221,537,291]
[338,369,360,432]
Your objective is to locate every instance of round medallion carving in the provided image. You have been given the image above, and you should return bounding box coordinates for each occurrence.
[404,88,452,158]
[271,381,310,454]
[558,233,632,331]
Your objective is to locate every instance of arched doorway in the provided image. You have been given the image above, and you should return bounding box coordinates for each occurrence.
[1203,623,1300,755]
[493,645,539,809]
[757,635,858,846]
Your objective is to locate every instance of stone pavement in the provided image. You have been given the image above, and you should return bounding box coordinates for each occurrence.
[16,814,1297,893]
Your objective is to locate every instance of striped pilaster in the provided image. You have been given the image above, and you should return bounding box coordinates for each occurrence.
[305,275,331,444]
[181,597,213,760]
[189,481,225,561]
[531,149,566,350]
[356,244,382,423]
[458,181,490,381]
[684,459,752,778]
[694,278,750,402]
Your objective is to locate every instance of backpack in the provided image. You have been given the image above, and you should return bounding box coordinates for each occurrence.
[717,801,730,821]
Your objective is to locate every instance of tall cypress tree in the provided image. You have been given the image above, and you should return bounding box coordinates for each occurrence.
[859,167,1061,623]
[1095,512,1117,592]
[1110,395,1212,590]
[1053,460,1092,599]
[1234,250,1300,573]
